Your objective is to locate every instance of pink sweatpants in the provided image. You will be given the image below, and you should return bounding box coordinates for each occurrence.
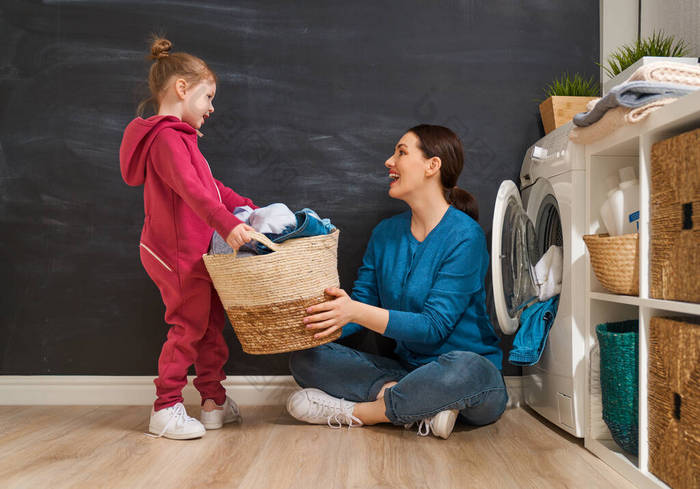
[140,245,228,411]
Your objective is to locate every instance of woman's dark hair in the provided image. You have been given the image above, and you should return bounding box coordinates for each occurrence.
[408,124,479,221]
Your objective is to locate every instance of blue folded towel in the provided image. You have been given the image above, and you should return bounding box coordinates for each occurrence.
[508,295,560,366]
[573,81,697,127]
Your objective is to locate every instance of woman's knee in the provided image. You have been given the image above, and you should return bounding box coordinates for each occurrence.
[438,351,502,386]
[460,387,508,426]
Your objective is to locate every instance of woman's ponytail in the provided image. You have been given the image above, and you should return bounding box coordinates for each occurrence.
[447,186,479,222]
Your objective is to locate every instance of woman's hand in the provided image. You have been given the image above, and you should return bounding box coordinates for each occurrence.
[226,223,255,250]
[304,287,357,339]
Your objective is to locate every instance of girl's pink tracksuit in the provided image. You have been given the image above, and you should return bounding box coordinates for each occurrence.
[120,115,256,410]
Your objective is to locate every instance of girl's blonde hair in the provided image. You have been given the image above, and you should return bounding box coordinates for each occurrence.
[137,36,217,116]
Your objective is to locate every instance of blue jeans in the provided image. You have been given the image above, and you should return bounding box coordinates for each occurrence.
[288,342,508,426]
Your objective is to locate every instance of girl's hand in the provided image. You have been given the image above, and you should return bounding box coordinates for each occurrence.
[304,287,356,339]
[226,223,255,250]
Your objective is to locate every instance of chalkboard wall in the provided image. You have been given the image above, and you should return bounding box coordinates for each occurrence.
[0,1,599,377]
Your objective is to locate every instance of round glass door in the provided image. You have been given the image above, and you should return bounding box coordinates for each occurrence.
[491,180,539,334]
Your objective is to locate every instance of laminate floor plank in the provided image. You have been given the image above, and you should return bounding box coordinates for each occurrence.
[0,406,637,489]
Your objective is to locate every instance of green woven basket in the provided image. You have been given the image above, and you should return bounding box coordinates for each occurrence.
[596,320,639,455]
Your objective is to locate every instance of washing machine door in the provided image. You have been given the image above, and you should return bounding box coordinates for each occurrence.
[491,180,539,334]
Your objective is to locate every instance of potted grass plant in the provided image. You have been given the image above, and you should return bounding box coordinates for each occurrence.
[602,31,694,94]
[539,73,600,134]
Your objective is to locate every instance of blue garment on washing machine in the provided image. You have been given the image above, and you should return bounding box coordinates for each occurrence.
[251,208,336,254]
[508,295,560,366]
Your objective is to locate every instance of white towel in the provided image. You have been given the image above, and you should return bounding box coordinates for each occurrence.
[248,203,296,234]
[233,205,255,222]
[625,61,700,86]
[534,245,563,301]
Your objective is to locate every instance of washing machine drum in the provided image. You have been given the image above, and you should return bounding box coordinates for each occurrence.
[491,179,562,335]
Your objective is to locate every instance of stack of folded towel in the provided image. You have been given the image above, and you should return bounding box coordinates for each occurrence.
[569,62,700,144]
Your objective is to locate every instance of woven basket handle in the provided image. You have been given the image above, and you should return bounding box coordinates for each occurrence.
[233,230,282,257]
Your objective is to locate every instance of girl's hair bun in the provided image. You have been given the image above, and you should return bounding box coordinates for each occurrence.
[150,37,172,61]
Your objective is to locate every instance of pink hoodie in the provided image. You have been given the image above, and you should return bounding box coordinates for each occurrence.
[120,115,256,275]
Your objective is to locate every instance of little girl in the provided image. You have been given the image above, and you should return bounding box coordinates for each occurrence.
[120,37,256,439]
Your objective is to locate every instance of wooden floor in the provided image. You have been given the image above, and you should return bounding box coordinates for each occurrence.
[0,405,635,489]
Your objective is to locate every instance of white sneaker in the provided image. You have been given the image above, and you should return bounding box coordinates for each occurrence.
[200,396,242,430]
[405,409,459,439]
[147,403,206,440]
[286,388,363,428]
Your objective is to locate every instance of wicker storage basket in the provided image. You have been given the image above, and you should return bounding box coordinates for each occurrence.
[650,128,700,303]
[203,230,341,354]
[648,317,700,489]
[583,233,639,295]
[596,320,639,455]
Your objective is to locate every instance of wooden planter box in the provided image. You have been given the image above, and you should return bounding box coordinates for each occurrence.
[539,96,598,134]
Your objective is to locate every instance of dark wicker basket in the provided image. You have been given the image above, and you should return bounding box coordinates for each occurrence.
[648,317,700,489]
[650,127,700,303]
[596,320,639,455]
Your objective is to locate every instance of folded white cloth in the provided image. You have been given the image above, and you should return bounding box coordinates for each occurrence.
[625,61,700,86]
[233,205,254,222]
[235,203,297,234]
[534,245,563,302]
[626,96,678,123]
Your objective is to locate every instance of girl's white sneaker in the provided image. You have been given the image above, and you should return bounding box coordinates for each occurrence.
[147,403,206,439]
[286,388,363,428]
[200,396,242,430]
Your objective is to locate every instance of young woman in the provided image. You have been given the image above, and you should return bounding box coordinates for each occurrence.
[286,125,507,439]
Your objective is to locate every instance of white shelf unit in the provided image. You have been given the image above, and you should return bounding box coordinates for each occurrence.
[584,90,700,489]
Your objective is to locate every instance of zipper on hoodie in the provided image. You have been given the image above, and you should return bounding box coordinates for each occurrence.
[203,158,222,204]
[139,243,174,272]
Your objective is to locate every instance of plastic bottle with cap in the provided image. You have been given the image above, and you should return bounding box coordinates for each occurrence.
[599,174,620,235]
[611,166,640,235]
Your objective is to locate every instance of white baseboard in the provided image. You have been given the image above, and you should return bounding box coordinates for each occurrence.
[0,375,523,408]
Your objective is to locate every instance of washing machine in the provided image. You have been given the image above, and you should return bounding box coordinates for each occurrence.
[491,121,587,437]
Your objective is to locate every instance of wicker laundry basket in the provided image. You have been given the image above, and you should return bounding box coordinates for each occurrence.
[650,127,700,303]
[596,320,639,456]
[583,233,639,295]
[203,230,341,354]
[648,317,700,489]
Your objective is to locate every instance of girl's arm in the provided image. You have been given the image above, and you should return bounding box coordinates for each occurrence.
[150,131,242,239]
[213,178,259,212]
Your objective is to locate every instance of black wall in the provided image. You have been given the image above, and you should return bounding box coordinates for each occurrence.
[0,1,599,377]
